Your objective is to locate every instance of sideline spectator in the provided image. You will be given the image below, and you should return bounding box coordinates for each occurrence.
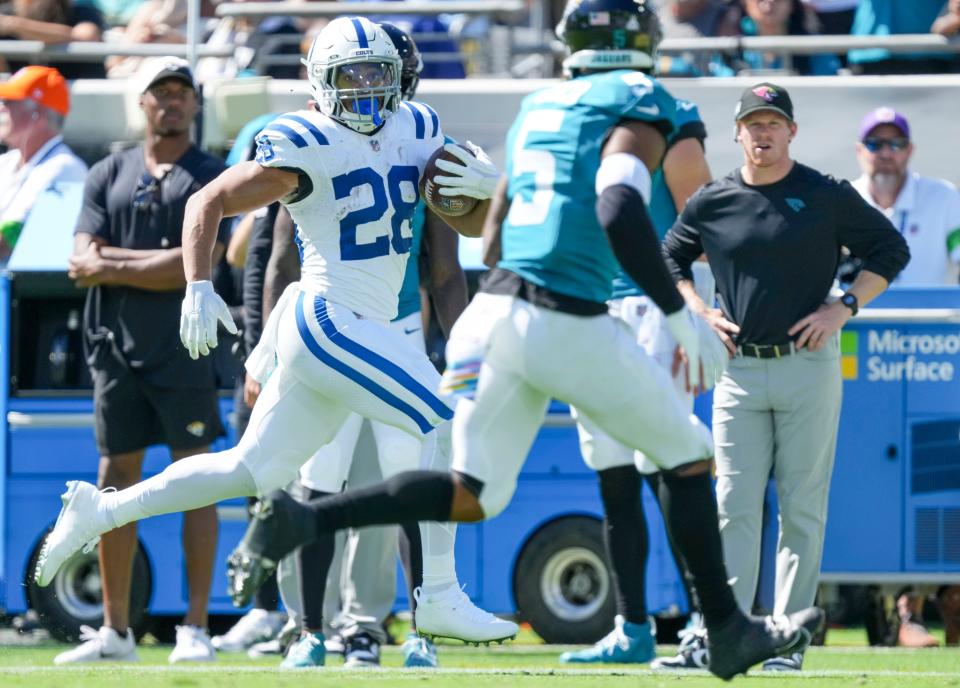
[664,83,909,672]
[0,0,106,79]
[735,0,840,75]
[342,0,466,77]
[852,107,960,286]
[849,1,957,74]
[655,0,741,76]
[81,0,148,28]
[104,0,187,79]
[801,0,857,35]
[656,0,741,37]
[932,0,960,37]
[0,66,86,262]
[56,57,230,665]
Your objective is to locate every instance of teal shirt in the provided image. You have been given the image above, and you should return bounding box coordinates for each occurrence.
[499,70,677,304]
[395,201,425,321]
[395,135,458,321]
[849,0,954,65]
[610,97,705,300]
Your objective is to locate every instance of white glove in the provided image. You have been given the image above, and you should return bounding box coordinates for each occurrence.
[693,314,730,391]
[180,280,238,360]
[433,141,500,200]
[665,306,703,393]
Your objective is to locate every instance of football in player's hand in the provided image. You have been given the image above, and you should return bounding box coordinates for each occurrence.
[420,144,479,218]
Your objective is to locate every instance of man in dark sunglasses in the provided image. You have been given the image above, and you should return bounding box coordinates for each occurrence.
[853,107,960,287]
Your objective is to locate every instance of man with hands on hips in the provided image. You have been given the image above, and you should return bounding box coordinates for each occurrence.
[662,82,910,673]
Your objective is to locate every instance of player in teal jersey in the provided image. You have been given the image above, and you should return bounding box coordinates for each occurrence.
[223,3,823,679]
[559,99,717,665]
[480,42,719,671]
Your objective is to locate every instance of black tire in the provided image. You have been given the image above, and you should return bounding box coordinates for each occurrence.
[513,516,614,644]
[26,535,152,643]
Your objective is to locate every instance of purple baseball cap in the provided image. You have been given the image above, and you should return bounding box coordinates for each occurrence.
[859,107,910,141]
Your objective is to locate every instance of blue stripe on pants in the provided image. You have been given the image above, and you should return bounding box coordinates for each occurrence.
[295,292,434,434]
[313,296,454,421]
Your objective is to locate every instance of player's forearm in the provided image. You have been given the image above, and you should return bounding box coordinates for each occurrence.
[481,177,508,268]
[263,251,300,321]
[429,270,468,338]
[182,189,225,283]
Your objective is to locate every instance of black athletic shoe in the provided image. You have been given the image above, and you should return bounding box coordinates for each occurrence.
[344,633,381,668]
[227,490,314,607]
[707,607,823,681]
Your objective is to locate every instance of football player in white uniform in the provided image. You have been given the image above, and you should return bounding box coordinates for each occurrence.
[33,16,497,606]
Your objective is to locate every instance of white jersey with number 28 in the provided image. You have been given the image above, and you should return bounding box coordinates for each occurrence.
[254,102,444,322]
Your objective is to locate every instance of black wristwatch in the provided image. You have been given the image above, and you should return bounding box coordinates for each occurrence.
[840,292,859,316]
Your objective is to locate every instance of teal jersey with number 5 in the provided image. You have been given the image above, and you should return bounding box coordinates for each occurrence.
[610,97,706,300]
[498,70,677,304]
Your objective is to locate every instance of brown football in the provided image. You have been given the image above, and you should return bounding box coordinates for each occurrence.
[419,144,479,218]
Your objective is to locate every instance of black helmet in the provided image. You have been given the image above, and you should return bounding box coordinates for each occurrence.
[556,0,661,76]
[379,22,422,101]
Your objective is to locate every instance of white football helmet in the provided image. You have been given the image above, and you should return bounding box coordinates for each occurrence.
[303,16,402,133]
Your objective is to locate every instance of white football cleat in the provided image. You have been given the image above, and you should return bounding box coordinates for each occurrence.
[53,625,138,664]
[169,625,217,663]
[211,609,287,652]
[414,585,519,644]
[35,481,112,587]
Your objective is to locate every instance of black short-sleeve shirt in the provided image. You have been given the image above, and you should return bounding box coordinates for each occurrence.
[76,144,231,387]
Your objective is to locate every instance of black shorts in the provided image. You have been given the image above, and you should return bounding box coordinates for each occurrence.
[92,364,224,456]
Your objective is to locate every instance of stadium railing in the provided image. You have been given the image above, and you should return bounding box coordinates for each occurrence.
[2,32,957,78]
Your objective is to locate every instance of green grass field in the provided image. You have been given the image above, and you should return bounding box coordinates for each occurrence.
[1,628,959,688]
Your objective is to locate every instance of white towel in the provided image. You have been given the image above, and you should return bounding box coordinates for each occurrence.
[245,282,300,384]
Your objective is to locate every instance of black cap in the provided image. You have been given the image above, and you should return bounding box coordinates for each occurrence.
[139,57,196,94]
[734,82,794,122]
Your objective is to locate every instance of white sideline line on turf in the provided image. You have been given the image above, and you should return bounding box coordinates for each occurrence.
[1,667,959,678]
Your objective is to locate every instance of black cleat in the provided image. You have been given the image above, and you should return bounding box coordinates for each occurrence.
[226,490,314,607]
[707,607,824,681]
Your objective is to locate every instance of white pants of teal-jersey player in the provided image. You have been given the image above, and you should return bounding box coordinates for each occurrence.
[444,292,714,520]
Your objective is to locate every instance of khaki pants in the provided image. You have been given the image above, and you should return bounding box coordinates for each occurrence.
[713,336,842,616]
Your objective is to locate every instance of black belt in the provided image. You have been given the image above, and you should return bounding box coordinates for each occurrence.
[738,342,795,359]
[480,268,608,316]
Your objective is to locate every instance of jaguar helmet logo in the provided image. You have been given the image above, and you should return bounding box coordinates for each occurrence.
[753,85,777,102]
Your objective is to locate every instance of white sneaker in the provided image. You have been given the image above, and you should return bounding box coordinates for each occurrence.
[212,609,287,652]
[35,481,112,587]
[414,585,519,644]
[53,625,138,664]
[169,625,216,663]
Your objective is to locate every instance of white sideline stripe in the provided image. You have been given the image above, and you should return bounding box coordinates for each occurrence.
[1,667,958,678]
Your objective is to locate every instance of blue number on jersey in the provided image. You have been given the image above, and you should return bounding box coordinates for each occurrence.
[332,166,420,261]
